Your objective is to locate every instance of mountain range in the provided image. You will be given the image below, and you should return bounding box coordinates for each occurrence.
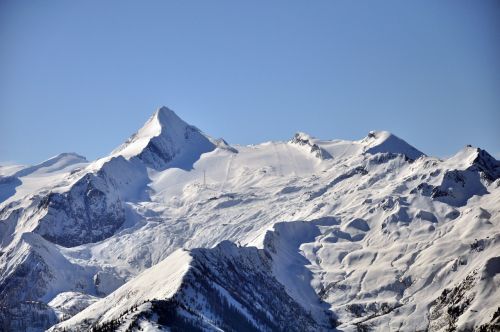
[0,107,499,331]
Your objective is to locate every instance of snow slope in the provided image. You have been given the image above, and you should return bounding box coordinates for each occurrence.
[52,242,325,332]
[0,153,88,204]
[0,107,499,331]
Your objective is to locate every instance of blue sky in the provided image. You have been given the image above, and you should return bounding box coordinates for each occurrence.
[1,0,499,164]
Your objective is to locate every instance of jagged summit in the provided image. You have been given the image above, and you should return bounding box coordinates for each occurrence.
[292,132,315,142]
[288,130,425,162]
[361,130,425,160]
[447,145,485,165]
[447,145,500,181]
[472,148,500,181]
[111,106,217,170]
[290,132,332,160]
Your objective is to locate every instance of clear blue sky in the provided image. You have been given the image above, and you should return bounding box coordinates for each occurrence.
[1,0,499,164]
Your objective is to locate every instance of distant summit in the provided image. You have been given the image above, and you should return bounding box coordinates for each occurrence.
[361,130,425,160]
[290,132,333,160]
[111,106,217,170]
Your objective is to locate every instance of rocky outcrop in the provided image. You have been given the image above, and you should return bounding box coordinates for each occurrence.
[290,132,333,160]
[34,172,125,247]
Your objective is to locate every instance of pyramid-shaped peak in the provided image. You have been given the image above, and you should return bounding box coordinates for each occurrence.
[111,106,218,170]
[361,130,425,160]
[447,145,482,164]
[154,106,184,126]
[138,106,188,134]
[447,145,500,181]
[157,105,174,114]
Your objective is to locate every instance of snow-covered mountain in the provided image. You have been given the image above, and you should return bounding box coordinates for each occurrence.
[0,107,498,332]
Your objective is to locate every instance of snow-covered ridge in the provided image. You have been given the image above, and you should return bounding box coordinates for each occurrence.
[0,106,499,331]
[0,153,86,178]
[51,241,326,332]
[51,248,192,331]
[0,152,88,206]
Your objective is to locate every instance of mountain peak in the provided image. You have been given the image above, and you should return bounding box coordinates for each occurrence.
[154,106,183,127]
[111,107,217,170]
[363,130,395,143]
[361,130,425,160]
[157,105,173,114]
[447,145,500,181]
[290,132,332,160]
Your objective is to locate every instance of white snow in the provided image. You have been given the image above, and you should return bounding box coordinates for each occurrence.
[1,107,499,331]
[53,249,192,330]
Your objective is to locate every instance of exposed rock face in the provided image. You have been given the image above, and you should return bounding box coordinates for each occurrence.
[291,132,333,160]
[0,301,58,332]
[469,148,500,181]
[177,242,326,332]
[29,155,149,247]
[34,172,125,247]
[0,244,52,306]
[429,255,500,332]
[412,148,500,207]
